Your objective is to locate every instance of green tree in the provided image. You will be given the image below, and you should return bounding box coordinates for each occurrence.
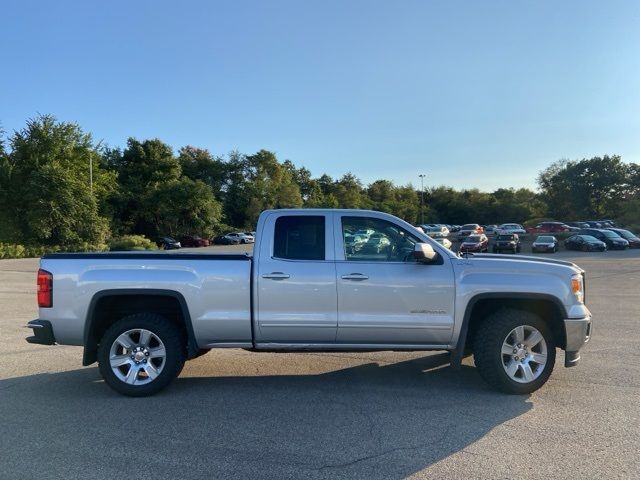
[106,138,222,238]
[147,177,222,237]
[178,146,226,199]
[0,115,111,246]
[538,156,631,219]
[224,150,303,227]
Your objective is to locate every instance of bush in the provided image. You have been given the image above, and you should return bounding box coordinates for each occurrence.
[108,235,157,251]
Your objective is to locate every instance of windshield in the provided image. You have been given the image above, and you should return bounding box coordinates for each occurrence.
[497,235,514,241]
[462,224,478,230]
[537,236,554,242]
[613,229,634,239]
[580,235,599,242]
[601,230,622,239]
[466,235,481,242]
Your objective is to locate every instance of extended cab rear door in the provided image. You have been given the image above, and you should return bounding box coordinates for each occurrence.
[255,211,337,343]
[333,212,455,345]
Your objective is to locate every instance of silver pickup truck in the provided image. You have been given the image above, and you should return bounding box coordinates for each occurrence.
[27,209,592,396]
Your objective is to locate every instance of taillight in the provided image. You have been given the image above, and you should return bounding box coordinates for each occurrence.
[37,269,53,308]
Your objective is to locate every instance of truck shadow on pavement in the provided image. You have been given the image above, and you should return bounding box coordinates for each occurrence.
[0,353,532,480]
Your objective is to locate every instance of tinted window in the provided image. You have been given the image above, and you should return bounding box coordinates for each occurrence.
[342,216,420,262]
[497,235,514,240]
[273,216,325,260]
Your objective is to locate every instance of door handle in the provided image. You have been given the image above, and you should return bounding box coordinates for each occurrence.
[341,273,369,281]
[262,272,290,280]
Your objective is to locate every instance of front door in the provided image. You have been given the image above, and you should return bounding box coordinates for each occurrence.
[334,214,455,345]
[256,213,337,343]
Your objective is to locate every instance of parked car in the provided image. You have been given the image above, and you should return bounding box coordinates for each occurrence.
[28,208,592,396]
[564,235,607,252]
[597,219,616,228]
[527,222,571,234]
[578,229,628,250]
[458,224,483,239]
[212,234,240,245]
[459,234,489,253]
[565,222,590,229]
[434,237,452,249]
[225,232,254,244]
[606,228,640,248]
[531,236,559,253]
[484,225,499,236]
[493,233,521,254]
[156,237,181,250]
[449,225,461,233]
[497,223,526,235]
[423,226,449,238]
[179,235,210,248]
[584,221,603,228]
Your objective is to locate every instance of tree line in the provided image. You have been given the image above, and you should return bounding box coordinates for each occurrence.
[1,115,639,249]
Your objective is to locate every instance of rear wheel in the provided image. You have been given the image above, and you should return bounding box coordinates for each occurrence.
[473,309,556,394]
[98,313,186,397]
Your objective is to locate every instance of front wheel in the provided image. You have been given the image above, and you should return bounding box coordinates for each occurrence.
[97,313,186,397]
[473,309,556,394]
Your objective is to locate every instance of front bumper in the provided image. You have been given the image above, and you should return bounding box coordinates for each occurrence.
[25,319,56,345]
[563,314,592,367]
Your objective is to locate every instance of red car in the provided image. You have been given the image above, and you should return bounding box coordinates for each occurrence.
[179,235,210,247]
[526,222,571,234]
[459,234,489,253]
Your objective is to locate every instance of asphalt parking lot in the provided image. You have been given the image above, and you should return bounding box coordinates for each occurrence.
[1,248,639,479]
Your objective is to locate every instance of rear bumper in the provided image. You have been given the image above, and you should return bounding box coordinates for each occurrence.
[25,319,56,345]
[563,314,592,367]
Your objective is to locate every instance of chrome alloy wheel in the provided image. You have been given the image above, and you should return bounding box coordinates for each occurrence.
[501,325,548,383]
[109,329,166,385]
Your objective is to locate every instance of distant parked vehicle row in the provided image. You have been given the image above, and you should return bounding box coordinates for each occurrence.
[578,229,628,250]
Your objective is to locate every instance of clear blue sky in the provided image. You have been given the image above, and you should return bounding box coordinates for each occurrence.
[2,0,639,191]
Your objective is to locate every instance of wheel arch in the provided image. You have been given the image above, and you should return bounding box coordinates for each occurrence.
[451,293,567,366]
[83,289,199,366]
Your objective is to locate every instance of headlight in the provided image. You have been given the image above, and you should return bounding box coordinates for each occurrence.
[571,274,584,303]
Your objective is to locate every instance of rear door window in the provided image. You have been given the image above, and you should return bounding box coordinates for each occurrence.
[273,216,325,260]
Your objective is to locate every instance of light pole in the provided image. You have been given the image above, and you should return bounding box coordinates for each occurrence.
[418,174,425,225]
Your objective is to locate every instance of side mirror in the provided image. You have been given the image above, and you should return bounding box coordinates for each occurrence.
[414,242,438,263]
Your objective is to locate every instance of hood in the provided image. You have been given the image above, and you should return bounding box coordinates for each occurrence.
[461,253,584,274]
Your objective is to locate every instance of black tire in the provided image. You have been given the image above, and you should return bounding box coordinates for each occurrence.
[98,313,186,397]
[473,308,556,394]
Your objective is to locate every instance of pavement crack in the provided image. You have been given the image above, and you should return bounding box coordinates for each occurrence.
[314,425,452,471]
